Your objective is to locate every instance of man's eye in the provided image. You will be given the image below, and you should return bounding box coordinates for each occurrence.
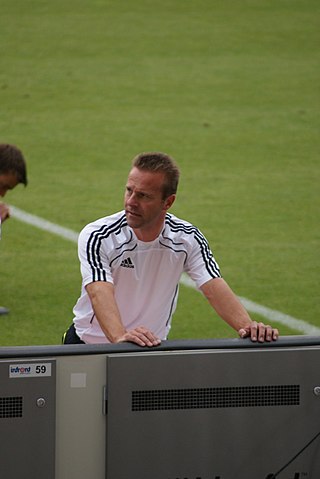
[139,193,151,200]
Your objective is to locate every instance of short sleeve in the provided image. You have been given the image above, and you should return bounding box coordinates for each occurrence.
[184,228,221,288]
[78,224,114,286]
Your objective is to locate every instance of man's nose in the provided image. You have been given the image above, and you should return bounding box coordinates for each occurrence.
[127,192,137,205]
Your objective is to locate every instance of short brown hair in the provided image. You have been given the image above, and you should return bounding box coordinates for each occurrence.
[0,144,28,186]
[132,152,180,199]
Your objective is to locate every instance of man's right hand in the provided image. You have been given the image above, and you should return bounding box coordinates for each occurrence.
[117,326,161,347]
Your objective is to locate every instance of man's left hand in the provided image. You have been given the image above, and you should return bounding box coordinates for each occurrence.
[239,321,279,342]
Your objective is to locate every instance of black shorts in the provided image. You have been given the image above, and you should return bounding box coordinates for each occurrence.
[62,323,85,344]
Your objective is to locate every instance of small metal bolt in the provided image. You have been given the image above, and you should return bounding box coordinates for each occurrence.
[313,387,320,396]
[36,397,46,408]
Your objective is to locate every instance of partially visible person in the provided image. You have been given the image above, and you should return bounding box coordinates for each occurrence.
[0,143,28,315]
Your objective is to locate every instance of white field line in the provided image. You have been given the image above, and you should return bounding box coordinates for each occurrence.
[10,205,320,335]
[10,206,79,243]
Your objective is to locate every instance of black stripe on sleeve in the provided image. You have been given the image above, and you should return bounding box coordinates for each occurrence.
[86,214,128,282]
[165,215,221,278]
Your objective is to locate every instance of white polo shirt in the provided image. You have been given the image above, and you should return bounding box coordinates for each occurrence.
[73,211,221,343]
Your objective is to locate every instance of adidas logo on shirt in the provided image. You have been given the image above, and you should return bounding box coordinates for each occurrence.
[120,257,135,268]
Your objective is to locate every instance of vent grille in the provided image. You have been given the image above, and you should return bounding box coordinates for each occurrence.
[0,396,23,418]
[132,385,300,412]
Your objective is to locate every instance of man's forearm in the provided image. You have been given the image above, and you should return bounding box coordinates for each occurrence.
[85,281,161,346]
[86,281,126,342]
[201,277,252,331]
[200,277,278,342]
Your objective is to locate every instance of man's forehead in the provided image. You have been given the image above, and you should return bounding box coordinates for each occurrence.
[127,168,165,191]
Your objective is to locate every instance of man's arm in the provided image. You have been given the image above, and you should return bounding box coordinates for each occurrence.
[200,277,279,342]
[85,281,161,347]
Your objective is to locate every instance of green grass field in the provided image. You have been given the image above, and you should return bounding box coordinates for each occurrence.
[0,0,319,346]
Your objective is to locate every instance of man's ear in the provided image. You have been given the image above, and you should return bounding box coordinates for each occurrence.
[164,194,176,211]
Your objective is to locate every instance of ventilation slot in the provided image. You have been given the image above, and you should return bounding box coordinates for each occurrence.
[132,385,300,412]
[0,397,23,418]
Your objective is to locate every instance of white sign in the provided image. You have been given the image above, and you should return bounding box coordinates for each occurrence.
[9,363,52,378]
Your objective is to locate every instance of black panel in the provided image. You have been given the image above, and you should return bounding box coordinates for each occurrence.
[132,384,300,411]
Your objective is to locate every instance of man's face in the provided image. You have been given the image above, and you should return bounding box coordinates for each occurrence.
[0,172,19,197]
[124,167,175,239]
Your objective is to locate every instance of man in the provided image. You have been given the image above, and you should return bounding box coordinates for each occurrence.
[0,143,28,315]
[64,152,278,345]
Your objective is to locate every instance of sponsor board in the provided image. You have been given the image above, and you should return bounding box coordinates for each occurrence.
[9,363,52,378]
